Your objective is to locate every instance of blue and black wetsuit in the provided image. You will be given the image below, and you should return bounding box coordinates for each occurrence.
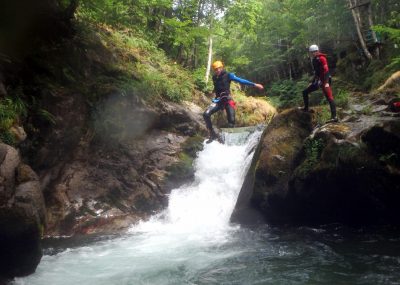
[203,70,256,131]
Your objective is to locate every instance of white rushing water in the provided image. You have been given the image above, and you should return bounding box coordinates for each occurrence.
[13,128,263,285]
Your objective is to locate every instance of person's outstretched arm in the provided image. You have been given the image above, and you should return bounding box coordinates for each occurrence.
[229,73,264,90]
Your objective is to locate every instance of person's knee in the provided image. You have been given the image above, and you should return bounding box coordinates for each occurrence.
[302,89,308,96]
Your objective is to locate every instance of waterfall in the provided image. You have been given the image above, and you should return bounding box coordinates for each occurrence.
[13,127,263,285]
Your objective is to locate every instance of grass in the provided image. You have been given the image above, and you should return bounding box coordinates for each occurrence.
[267,76,309,110]
[315,106,331,125]
[227,83,277,127]
[295,138,325,178]
[0,95,28,144]
[333,89,350,108]
[102,27,195,103]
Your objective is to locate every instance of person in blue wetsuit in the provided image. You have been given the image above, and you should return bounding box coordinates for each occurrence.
[203,60,264,143]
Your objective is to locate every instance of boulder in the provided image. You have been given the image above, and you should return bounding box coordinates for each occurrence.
[0,144,20,202]
[237,106,400,226]
[9,125,27,144]
[0,144,44,278]
[251,108,313,221]
[0,207,42,278]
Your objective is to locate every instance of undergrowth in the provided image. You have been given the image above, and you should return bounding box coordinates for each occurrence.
[295,138,325,178]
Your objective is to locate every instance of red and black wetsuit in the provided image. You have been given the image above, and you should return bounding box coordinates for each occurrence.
[302,52,336,119]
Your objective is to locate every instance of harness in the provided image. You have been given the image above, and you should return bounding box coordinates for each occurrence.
[211,70,236,109]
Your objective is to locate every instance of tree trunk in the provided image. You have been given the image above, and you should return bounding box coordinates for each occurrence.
[205,0,214,84]
[348,0,373,60]
[205,36,213,83]
[367,1,379,58]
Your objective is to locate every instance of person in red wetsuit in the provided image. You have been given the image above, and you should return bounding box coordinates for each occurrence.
[301,44,338,123]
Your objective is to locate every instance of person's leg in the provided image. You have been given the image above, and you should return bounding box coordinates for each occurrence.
[203,103,221,136]
[322,84,338,121]
[301,82,318,111]
[225,101,235,128]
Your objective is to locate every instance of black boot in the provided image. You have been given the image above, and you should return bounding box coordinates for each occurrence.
[301,90,309,111]
[206,129,221,144]
[326,100,338,123]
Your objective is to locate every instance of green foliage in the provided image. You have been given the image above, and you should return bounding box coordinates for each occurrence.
[332,89,349,109]
[77,0,229,70]
[135,63,192,102]
[379,152,398,164]
[78,0,171,31]
[0,130,16,145]
[305,138,324,164]
[361,105,373,116]
[192,67,213,93]
[72,23,196,104]
[315,106,331,125]
[218,0,354,83]
[373,25,400,70]
[295,137,325,178]
[0,96,27,131]
[267,77,309,109]
[0,94,28,145]
[374,25,400,44]
[38,109,57,125]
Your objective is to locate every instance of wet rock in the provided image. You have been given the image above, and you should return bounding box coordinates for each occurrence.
[251,108,313,208]
[239,104,400,226]
[0,144,20,200]
[0,143,44,278]
[156,101,205,136]
[361,120,400,169]
[0,207,42,278]
[9,125,27,144]
[34,94,205,237]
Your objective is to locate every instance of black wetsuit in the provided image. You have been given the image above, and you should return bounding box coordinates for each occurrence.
[203,70,256,131]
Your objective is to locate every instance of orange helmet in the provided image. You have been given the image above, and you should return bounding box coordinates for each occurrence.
[212,60,224,70]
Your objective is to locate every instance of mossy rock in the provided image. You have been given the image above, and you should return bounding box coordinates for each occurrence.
[164,135,204,191]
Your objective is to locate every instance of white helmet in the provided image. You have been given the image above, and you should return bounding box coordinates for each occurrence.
[309,44,319,52]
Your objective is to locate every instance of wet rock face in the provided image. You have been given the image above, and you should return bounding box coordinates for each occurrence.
[0,143,45,278]
[250,106,400,226]
[251,109,313,212]
[34,94,205,237]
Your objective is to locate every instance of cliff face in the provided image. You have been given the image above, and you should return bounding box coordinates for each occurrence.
[237,88,400,226]
[37,94,206,237]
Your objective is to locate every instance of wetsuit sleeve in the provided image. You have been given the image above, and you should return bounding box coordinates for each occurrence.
[319,56,330,82]
[228,73,256,86]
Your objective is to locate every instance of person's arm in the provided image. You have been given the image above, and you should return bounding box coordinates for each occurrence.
[229,73,264,90]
